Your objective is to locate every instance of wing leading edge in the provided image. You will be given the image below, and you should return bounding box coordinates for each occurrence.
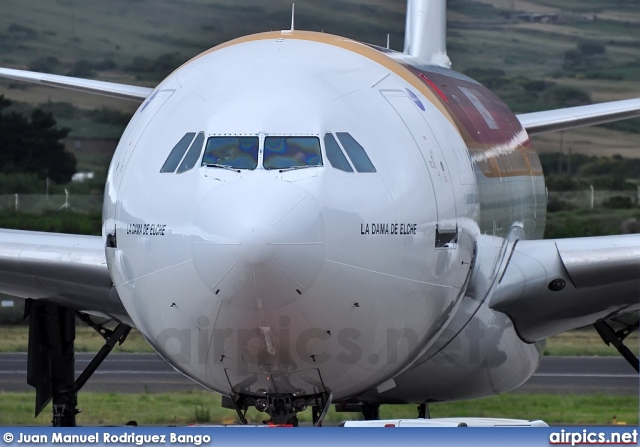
[0,229,130,324]
[0,68,141,325]
[0,68,152,102]
[490,234,640,342]
[517,98,640,136]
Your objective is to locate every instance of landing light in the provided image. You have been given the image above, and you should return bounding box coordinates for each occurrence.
[255,398,268,412]
[548,278,566,292]
[293,399,307,412]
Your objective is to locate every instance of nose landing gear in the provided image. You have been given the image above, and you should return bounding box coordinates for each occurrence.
[223,369,332,426]
[224,389,332,426]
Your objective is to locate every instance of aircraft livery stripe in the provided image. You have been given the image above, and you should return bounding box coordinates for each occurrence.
[181,31,543,179]
[176,30,458,130]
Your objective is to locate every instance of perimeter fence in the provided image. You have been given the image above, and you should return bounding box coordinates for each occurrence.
[547,188,640,210]
[0,189,637,215]
[0,194,102,214]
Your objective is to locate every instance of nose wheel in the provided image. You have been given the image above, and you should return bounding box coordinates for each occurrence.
[225,390,332,426]
[223,369,332,426]
[265,394,300,426]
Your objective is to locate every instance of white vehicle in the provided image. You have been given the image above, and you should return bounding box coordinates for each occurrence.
[0,0,638,427]
[341,418,549,427]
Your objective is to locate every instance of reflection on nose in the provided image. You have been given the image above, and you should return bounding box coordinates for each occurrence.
[192,179,325,309]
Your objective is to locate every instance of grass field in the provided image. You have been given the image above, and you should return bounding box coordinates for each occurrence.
[0,204,637,243]
[0,211,102,235]
[0,325,153,353]
[0,323,636,356]
[544,208,640,239]
[0,321,636,427]
[0,391,636,426]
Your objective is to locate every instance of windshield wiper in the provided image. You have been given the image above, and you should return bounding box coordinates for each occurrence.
[278,165,313,173]
[204,163,241,173]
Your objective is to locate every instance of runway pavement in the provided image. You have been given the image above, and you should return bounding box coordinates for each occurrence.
[0,353,636,394]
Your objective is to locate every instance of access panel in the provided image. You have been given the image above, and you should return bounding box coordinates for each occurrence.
[381,89,457,233]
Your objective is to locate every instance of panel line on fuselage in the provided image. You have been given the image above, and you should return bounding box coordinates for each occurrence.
[270,260,305,289]
[113,259,194,286]
[270,195,306,227]
[174,30,457,130]
[325,259,457,288]
[195,30,542,184]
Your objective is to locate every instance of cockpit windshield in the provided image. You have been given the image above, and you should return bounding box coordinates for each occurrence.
[202,136,259,170]
[263,136,322,170]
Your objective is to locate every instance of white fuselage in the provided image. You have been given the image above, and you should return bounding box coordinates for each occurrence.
[104,31,543,404]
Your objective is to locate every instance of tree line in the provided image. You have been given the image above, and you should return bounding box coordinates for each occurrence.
[0,95,76,184]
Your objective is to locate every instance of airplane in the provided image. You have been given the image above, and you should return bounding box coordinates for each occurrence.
[0,0,638,427]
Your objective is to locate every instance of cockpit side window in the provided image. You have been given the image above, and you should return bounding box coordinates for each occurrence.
[202,136,259,170]
[324,133,353,172]
[263,136,322,170]
[177,132,205,173]
[336,132,376,173]
[160,132,195,173]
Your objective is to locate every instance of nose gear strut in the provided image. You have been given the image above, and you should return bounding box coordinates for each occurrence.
[222,370,331,426]
[224,390,332,427]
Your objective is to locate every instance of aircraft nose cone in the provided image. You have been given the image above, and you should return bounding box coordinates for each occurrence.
[192,179,325,309]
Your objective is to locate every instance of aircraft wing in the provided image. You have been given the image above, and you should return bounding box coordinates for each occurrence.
[0,68,152,102]
[517,98,640,136]
[490,234,640,342]
[0,229,130,324]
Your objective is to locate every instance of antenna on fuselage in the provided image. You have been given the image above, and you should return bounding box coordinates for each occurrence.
[386,33,390,49]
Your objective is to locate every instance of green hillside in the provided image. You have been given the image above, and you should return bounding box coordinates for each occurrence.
[0,0,638,151]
